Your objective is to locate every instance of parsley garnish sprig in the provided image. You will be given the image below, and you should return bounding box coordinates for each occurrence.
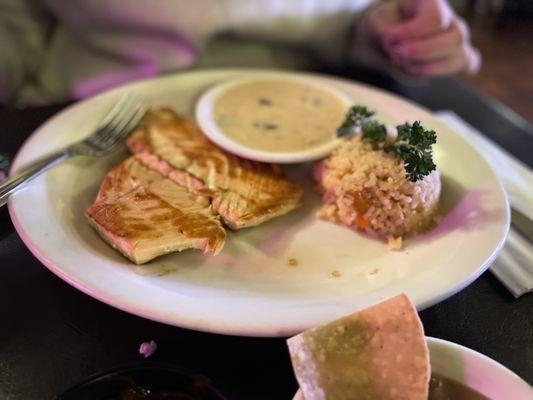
[337,106,437,182]
[337,106,387,143]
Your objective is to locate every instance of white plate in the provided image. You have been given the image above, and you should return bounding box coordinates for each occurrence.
[8,69,509,337]
[195,73,352,163]
[293,337,532,399]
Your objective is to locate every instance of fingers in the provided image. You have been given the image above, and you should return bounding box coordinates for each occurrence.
[384,0,454,43]
[403,44,481,77]
[391,19,467,63]
[359,0,481,78]
[363,1,404,40]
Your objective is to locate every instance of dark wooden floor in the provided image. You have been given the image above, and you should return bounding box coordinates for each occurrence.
[461,19,533,122]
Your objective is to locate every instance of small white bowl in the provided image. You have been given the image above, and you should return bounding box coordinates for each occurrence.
[293,337,532,399]
[195,73,352,163]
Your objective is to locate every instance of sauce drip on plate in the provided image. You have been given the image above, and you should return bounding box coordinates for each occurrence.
[213,80,347,152]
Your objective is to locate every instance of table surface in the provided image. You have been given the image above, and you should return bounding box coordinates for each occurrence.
[1,71,532,400]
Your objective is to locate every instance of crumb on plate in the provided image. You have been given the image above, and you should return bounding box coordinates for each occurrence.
[388,236,403,251]
[288,258,298,267]
[139,340,157,358]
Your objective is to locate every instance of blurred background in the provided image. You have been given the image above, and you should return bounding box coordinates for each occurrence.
[451,0,532,122]
[0,0,531,123]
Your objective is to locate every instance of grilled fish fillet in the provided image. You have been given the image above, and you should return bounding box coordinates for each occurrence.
[127,108,304,229]
[86,156,226,264]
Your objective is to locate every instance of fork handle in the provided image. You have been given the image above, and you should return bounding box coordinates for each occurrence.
[0,150,70,208]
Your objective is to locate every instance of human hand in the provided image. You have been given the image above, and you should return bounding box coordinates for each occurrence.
[363,0,481,77]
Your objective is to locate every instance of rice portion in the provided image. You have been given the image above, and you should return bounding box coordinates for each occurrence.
[314,135,440,245]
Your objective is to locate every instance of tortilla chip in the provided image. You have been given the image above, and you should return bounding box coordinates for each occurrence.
[287,294,430,400]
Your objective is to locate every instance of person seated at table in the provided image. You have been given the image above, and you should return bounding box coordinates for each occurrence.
[0,0,480,106]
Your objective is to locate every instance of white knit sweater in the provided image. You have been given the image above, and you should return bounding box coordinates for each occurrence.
[0,0,375,105]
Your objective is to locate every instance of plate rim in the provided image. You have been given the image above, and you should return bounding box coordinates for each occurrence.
[56,362,228,399]
[426,337,527,381]
[8,68,511,337]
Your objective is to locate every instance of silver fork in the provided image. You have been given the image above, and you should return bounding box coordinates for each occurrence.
[0,96,146,207]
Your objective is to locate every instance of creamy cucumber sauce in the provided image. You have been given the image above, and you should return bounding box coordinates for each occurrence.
[213,80,347,152]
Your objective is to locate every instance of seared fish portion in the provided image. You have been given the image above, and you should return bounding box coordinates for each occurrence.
[127,108,304,229]
[86,156,226,264]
